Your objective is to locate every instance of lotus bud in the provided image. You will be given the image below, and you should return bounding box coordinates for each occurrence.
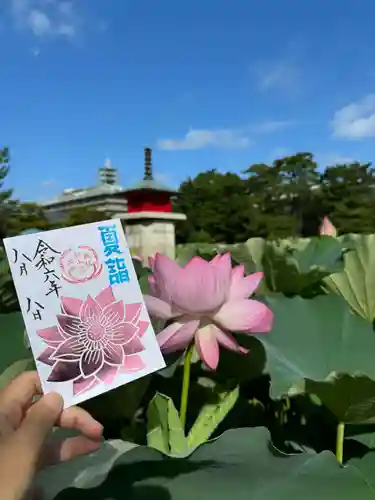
[319,216,337,237]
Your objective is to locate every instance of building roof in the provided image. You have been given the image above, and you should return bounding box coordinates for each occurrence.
[42,182,124,207]
[41,150,177,208]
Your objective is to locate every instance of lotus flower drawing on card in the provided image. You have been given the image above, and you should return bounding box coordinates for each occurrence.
[36,286,149,396]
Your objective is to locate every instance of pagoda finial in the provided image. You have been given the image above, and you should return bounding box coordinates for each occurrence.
[144,148,153,180]
[105,158,111,169]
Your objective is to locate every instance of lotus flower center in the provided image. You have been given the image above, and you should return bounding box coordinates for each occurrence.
[87,324,105,342]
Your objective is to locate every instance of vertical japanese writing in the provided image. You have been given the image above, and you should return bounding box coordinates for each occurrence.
[12,239,62,315]
[33,239,62,297]
[12,248,32,276]
[98,225,130,285]
[26,297,45,320]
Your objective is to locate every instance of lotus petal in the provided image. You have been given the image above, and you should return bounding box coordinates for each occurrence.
[119,354,145,373]
[37,326,64,344]
[80,349,104,377]
[96,365,118,384]
[52,337,85,361]
[210,254,222,266]
[102,300,125,325]
[153,253,181,301]
[125,303,142,323]
[214,299,273,333]
[157,317,199,353]
[144,295,174,319]
[95,286,116,308]
[173,256,230,314]
[148,276,159,297]
[137,320,149,337]
[122,336,144,355]
[57,315,82,337]
[61,297,83,317]
[47,361,81,382]
[320,216,337,237]
[73,375,99,395]
[230,269,264,300]
[103,342,123,366]
[214,327,248,354]
[37,346,56,366]
[110,322,138,344]
[80,296,102,323]
[195,324,219,370]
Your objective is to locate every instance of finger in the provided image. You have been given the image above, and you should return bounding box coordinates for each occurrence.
[0,371,42,432]
[23,486,44,500]
[0,393,63,500]
[11,392,63,468]
[41,435,101,466]
[59,406,103,441]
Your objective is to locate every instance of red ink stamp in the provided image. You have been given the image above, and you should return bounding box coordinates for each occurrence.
[60,246,103,284]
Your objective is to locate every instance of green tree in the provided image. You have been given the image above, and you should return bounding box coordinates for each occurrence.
[174,170,254,244]
[62,206,110,227]
[0,148,15,241]
[244,153,322,238]
[321,162,375,234]
[7,202,50,235]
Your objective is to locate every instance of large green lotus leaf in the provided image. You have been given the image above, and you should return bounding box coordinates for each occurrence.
[51,427,375,500]
[0,312,30,372]
[230,238,266,273]
[349,452,375,491]
[325,234,375,322]
[147,393,189,456]
[35,438,139,500]
[263,237,347,296]
[0,248,18,313]
[256,294,375,399]
[176,243,219,266]
[345,424,375,449]
[306,375,375,424]
[0,358,34,390]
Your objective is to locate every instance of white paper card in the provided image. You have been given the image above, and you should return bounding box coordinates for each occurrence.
[4,219,165,408]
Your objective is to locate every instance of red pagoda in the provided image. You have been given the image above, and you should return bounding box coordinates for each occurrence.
[124,148,176,213]
[121,148,186,260]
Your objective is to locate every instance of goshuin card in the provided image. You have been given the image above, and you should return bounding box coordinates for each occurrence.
[4,219,166,407]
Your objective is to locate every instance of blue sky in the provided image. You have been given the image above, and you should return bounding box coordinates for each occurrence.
[1,0,375,202]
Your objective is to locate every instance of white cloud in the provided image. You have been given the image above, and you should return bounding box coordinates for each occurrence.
[254,59,301,93]
[9,0,79,40]
[332,94,375,139]
[28,9,51,36]
[157,127,251,151]
[252,120,294,134]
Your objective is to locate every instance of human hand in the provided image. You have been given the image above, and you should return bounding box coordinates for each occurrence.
[0,371,103,500]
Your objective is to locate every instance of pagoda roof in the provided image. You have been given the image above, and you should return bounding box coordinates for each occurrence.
[124,148,176,194]
[124,178,176,194]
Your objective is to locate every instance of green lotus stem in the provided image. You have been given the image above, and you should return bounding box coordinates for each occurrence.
[336,422,345,465]
[180,343,194,430]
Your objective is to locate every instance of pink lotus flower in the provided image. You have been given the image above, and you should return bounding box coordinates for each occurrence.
[319,216,337,237]
[144,253,273,370]
[37,286,149,396]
